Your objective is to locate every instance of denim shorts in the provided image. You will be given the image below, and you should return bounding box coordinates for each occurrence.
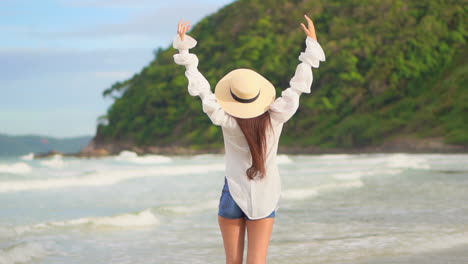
[218,177,276,220]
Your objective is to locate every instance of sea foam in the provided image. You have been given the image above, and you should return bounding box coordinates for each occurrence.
[396,229,468,254]
[40,155,64,168]
[0,241,49,264]
[330,168,402,181]
[158,200,219,215]
[20,153,34,161]
[114,150,172,164]
[0,163,224,192]
[277,154,293,164]
[316,154,353,160]
[282,180,364,201]
[0,162,32,174]
[11,209,159,236]
[331,171,367,180]
[385,153,430,169]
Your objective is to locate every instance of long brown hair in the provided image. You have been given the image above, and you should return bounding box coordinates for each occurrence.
[234,111,274,180]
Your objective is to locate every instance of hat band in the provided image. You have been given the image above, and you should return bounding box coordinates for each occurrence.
[230,88,260,103]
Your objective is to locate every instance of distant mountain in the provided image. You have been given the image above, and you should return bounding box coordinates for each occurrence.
[0,133,93,156]
[85,0,466,154]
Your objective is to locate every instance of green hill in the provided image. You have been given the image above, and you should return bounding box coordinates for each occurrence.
[90,0,467,154]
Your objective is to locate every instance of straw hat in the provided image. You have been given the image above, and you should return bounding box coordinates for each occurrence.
[214,68,276,119]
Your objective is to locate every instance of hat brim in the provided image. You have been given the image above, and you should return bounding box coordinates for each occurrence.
[214,69,276,119]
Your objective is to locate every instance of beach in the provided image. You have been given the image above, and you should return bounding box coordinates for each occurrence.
[1,152,467,263]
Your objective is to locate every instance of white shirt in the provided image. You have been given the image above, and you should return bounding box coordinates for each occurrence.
[173,34,325,219]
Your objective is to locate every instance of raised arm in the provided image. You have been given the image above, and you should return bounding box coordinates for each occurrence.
[173,20,237,128]
[268,15,325,124]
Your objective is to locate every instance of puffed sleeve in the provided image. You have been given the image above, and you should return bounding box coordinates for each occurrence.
[173,34,238,128]
[268,36,326,123]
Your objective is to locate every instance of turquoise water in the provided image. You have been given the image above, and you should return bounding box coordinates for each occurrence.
[0,152,467,263]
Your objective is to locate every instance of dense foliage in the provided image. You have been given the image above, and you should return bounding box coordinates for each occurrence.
[97,0,467,150]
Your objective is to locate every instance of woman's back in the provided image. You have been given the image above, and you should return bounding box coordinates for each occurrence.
[221,111,283,219]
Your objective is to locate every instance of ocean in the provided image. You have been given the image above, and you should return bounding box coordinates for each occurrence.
[0,152,467,264]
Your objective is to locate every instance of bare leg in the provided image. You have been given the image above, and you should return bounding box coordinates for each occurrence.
[246,217,275,264]
[218,215,246,264]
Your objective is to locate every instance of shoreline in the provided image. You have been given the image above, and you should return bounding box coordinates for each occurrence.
[33,137,468,158]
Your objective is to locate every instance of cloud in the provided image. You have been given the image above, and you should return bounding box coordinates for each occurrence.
[59,0,163,8]
[35,2,228,40]
[59,0,231,9]
[0,47,150,81]
[1,1,234,49]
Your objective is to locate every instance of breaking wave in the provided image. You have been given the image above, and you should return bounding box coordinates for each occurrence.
[39,155,64,168]
[157,200,219,215]
[19,153,34,161]
[0,162,32,174]
[0,163,224,192]
[8,209,159,237]
[385,153,430,169]
[277,154,293,164]
[114,150,172,164]
[0,241,50,264]
[282,180,364,200]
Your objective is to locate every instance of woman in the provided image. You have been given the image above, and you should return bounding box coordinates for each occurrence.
[173,14,325,264]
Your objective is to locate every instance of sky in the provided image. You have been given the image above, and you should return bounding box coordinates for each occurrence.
[0,0,235,138]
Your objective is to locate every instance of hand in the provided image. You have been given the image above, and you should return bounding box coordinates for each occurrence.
[300,14,317,41]
[177,19,192,41]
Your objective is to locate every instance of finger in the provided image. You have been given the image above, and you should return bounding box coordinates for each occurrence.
[304,14,312,25]
[179,19,186,30]
[183,21,191,28]
[304,14,314,30]
[300,23,309,34]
